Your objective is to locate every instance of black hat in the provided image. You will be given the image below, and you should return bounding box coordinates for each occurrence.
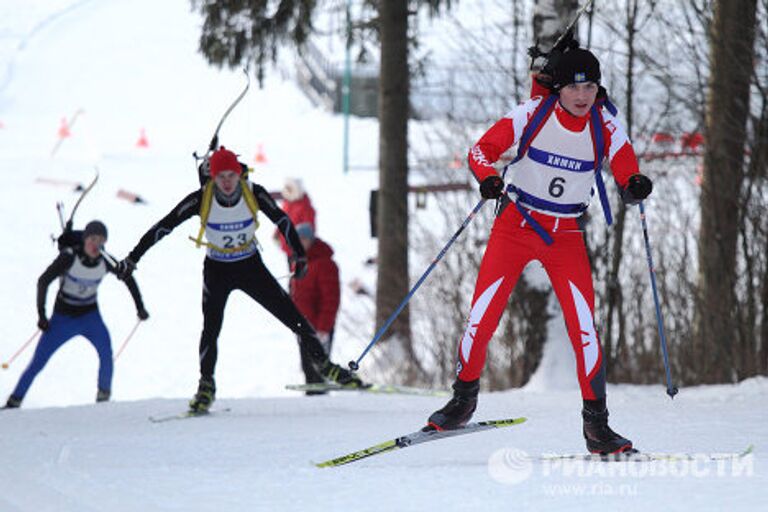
[83,220,108,241]
[553,48,601,90]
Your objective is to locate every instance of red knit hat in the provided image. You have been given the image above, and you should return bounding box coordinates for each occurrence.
[209,147,242,178]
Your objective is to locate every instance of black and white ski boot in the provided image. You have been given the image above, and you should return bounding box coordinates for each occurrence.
[582,400,634,455]
[425,378,479,431]
[189,377,216,413]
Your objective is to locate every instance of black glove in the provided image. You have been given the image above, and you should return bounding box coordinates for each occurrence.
[115,257,136,280]
[622,174,653,205]
[479,175,505,200]
[137,307,149,321]
[37,317,49,331]
[291,256,308,279]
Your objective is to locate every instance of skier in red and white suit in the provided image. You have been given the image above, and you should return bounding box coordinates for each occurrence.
[427,48,653,455]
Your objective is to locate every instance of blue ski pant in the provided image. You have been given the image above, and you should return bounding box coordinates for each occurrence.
[11,310,113,399]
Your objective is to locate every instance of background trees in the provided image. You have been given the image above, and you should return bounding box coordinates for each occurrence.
[191,0,767,386]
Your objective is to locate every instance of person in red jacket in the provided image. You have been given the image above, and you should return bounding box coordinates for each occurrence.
[290,223,341,392]
[425,48,653,455]
[275,178,316,256]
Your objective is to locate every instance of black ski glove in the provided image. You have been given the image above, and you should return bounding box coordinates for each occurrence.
[622,174,653,205]
[115,257,136,280]
[479,175,505,200]
[291,256,308,279]
[137,307,149,321]
[37,316,49,331]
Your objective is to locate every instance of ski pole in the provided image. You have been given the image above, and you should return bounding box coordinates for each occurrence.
[193,69,251,178]
[100,248,119,266]
[64,168,99,231]
[2,329,41,369]
[208,69,250,152]
[349,199,488,371]
[113,319,142,361]
[639,201,678,399]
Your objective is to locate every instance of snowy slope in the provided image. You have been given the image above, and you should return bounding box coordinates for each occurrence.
[1,380,766,512]
[0,2,766,511]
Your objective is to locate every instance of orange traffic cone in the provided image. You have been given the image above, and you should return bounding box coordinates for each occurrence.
[254,143,267,164]
[136,128,149,148]
[58,117,71,139]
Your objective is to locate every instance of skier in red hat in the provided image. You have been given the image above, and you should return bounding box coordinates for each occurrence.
[116,147,362,412]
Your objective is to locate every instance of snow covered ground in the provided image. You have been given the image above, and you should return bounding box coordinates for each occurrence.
[1,380,766,512]
[0,1,765,511]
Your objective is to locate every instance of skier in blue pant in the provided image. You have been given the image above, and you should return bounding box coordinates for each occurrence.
[3,221,148,409]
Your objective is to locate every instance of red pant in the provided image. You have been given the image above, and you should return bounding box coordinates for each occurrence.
[456,205,606,400]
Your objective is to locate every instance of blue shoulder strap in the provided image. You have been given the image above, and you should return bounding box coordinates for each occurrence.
[590,104,612,226]
[500,94,558,183]
[511,95,558,167]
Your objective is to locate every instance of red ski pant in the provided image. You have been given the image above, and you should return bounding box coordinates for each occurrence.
[456,206,606,400]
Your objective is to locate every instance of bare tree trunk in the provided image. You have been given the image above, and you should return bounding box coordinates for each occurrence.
[604,0,641,378]
[752,88,768,376]
[695,0,757,383]
[532,0,579,57]
[762,223,768,374]
[376,0,412,351]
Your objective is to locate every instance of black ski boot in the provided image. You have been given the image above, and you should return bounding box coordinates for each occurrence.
[582,399,634,455]
[425,378,479,431]
[319,360,365,388]
[96,389,111,403]
[189,377,216,413]
[3,395,22,409]
[300,343,327,396]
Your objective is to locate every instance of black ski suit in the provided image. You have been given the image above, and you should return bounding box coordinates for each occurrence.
[126,181,328,381]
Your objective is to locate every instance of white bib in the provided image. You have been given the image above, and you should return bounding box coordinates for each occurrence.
[60,255,107,305]
[509,111,597,216]
[204,195,259,262]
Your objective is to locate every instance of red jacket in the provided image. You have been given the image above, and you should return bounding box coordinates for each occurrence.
[290,238,340,332]
[277,195,316,255]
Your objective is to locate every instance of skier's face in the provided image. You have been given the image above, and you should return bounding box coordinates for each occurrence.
[214,170,240,195]
[559,82,599,117]
[84,235,105,259]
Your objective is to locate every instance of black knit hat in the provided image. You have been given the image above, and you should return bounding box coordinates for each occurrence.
[553,48,601,90]
[83,220,108,241]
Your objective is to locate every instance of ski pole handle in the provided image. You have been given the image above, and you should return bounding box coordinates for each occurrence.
[2,329,41,369]
[639,201,678,399]
[349,199,488,371]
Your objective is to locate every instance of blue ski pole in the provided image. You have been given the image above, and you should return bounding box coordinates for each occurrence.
[639,201,678,398]
[349,199,488,371]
